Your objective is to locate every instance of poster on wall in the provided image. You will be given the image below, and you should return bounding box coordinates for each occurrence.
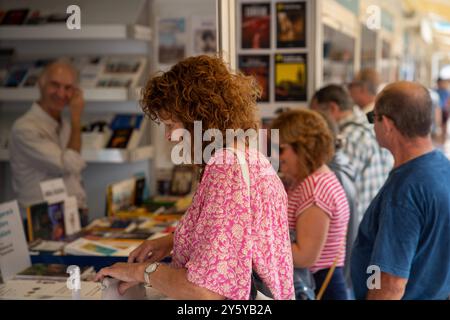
[238,55,270,102]
[274,53,307,102]
[158,17,187,66]
[241,2,271,49]
[192,16,217,55]
[276,1,306,48]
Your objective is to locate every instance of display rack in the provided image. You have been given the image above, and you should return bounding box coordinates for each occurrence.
[0,24,152,41]
[0,146,154,163]
[0,87,142,102]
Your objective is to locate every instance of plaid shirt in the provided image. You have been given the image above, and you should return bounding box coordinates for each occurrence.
[338,107,393,221]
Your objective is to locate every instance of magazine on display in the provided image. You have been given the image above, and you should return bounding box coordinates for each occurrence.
[274,53,307,101]
[1,55,146,89]
[276,1,306,48]
[26,201,66,242]
[14,264,94,281]
[191,15,217,55]
[241,2,271,49]
[158,17,187,66]
[106,177,137,215]
[238,54,270,102]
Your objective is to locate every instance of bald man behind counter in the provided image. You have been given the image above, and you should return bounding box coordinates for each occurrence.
[8,60,89,226]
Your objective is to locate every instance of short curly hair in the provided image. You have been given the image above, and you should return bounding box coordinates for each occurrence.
[271,109,334,180]
[141,55,260,137]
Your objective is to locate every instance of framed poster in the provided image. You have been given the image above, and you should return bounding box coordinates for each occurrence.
[158,17,187,65]
[276,1,306,48]
[238,54,270,102]
[192,15,217,55]
[241,2,271,49]
[274,53,307,102]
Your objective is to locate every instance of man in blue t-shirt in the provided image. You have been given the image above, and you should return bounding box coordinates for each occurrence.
[351,81,450,300]
[436,78,450,143]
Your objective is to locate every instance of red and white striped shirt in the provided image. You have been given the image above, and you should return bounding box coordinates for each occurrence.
[287,172,350,273]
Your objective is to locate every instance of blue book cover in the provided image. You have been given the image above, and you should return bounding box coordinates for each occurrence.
[110,114,143,130]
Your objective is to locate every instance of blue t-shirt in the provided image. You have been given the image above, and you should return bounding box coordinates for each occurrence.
[437,88,449,110]
[351,150,450,300]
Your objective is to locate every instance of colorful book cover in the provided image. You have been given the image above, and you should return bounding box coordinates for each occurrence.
[106,128,133,148]
[241,3,271,49]
[274,53,307,102]
[110,114,144,130]
[276,2,306,48]
[238,54,270,102]
[1,9,29,25]
[27,201,65,242]
[15,264,93,281]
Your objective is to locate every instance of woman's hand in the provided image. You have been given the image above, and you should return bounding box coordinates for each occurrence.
[94,262,146,283]
[94,262,147,295]
[128,234,174,263]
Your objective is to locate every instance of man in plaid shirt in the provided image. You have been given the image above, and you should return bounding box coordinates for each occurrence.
[311,84,393,223]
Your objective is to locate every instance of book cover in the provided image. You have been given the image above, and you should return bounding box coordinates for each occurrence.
[104,57,144,74]
[64,238,119,256]
[27,201,65,242]
[1,9,29,25]
[23,10,47,25]
[27,202,49,242]
[21,67,42,87]
[158,17,186,65]
[110,114,144,130]
[4,63,32,87]
[241,3,271,49]
[15,264,94,281]
[192,16,217,55]
[274,53,307,102]
[276,2,306,48]
[106,128,133,148]
[238,55,270,102]
[106,178,136,216]
[72,56,103,88]
[134,176,146,206]
[97,76,132,88]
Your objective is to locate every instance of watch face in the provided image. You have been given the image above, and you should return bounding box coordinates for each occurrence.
[146,263,157,273]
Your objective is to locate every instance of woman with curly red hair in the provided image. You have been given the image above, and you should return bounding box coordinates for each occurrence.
[95,55,294,300]
[271,109,350,300]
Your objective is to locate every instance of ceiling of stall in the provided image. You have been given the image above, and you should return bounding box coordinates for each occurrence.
[402,0,450,50]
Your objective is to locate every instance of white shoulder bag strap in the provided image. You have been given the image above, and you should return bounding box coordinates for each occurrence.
[224,148,273,300]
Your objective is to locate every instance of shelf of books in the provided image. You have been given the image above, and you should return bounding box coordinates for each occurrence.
[0,146,154,163]
[0,87,142,102]
[0,24,152,41]
[82,146,154,163]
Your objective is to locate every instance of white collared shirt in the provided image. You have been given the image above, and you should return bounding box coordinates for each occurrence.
[9,102,87,217]
[362,101,375,114]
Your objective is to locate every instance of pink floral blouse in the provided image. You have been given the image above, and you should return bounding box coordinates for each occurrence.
[172,148,294,300]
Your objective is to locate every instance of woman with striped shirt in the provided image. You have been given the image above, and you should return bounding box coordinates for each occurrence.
[271,109,350,300]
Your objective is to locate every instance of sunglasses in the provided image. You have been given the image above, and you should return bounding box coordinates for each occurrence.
[366,111,381,124]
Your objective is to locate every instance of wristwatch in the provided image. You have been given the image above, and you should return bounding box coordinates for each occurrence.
[143,262,160,287]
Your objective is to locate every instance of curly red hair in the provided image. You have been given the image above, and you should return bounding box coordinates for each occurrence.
[141,55,260,137]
